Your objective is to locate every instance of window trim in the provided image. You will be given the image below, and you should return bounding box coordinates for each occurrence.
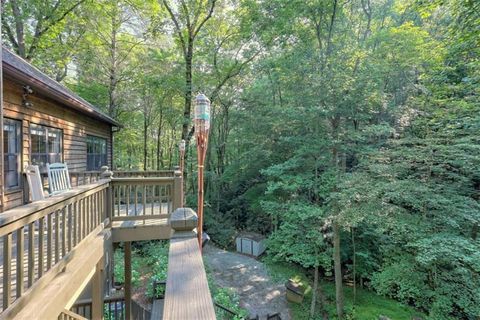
[86,134,107,171]
[29,123,63,171]
[3,118,22,191]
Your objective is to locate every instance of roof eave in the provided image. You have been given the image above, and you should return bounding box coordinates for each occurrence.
[3,62,122,128]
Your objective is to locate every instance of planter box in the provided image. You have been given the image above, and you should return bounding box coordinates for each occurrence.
[285,280,305,303]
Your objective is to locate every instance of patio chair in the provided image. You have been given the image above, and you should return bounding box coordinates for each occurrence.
[47,162,72,195]
[25,165,46,201]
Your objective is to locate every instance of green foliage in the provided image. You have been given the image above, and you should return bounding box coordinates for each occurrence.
[263,257,424,320]
[113,249,141,288]
[142,242,169,299]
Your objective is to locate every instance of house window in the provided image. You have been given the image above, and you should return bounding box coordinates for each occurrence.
[30,124,62,170]
[4,119,22,189]
[87,135,107,170]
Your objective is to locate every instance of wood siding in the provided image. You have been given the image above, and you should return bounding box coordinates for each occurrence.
[2,78,113,210]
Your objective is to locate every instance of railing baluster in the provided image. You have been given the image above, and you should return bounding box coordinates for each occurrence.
[116,185,120,217]
[62,208,67,257]
[126,185,130,216]
[93,193,97,227]
[87,195,91,233]
[143,185,147,216]
[158,185,162,214]
[16,227,25,298]
[134,185,138,215]
[73,201,82,246]
[3,232,12,309]
[55,211,60,264]
[151,185,154,215]
[83,198,87,239]
[68,204,73,252]
[38,217,44,277]
[28,222,35,287]
[47,214,53,270]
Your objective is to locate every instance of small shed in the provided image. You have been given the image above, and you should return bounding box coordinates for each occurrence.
[235,232,266,257]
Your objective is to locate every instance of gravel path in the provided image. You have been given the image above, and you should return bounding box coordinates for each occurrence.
[204,244,291,320]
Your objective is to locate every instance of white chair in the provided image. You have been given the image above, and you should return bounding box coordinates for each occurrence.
[47,163,72,195]
[25,165,46,201]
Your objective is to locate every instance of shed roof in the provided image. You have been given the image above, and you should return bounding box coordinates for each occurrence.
[237,232,265,242]
[2,47,120,127]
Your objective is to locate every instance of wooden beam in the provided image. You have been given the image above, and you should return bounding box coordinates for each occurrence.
[163,232,215,319]
[112,221,172,242]
[124,242,132,320]
[91,259,104,320]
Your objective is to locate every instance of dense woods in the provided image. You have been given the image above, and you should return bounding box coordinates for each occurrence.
[2,0,479,318]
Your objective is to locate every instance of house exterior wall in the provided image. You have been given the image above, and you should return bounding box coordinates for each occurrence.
[2,77,113,210]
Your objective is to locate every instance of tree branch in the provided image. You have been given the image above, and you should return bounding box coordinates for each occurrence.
[193,0,216,39]
[162,0,188,57]
[27,0,86,59]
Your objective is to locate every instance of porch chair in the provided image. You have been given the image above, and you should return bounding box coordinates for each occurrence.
[47,162,72,195]
[25,165,46,201]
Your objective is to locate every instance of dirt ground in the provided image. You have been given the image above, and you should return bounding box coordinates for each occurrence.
[204,244,291,320]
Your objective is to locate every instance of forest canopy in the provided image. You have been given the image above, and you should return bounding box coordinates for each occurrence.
[2,0,479,318]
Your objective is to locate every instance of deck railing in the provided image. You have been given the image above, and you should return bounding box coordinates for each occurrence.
[0,180,109,311]
[58,309,88,320]
[110,176,181,222]
[71,295,151,320]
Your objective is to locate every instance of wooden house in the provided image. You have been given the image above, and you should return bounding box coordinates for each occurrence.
[1,47,120,211]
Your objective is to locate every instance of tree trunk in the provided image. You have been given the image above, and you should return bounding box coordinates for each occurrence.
[144,112,148,170]
[333,222,344,319]
[310,265,319,318]
[182,43,193,142]
[108,13,118,118]
[10,0,26,58]
[352,228,356,305]
[157,108,164,170]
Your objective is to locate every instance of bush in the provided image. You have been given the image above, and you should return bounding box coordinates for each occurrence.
[141,242,169,299]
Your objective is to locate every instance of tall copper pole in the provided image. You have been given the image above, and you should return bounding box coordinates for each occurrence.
[179,139,186,206]
[194,94,210,250]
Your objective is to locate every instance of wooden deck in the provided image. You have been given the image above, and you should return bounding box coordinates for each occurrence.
[0,171,217,319]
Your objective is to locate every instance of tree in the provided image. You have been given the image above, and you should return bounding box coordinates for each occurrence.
[160,0,217,144]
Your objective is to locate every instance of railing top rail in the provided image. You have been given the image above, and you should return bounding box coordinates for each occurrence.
[111,177,176,184]
[113,170,174,173]
[73,294,125,306]
[0,179,110,232]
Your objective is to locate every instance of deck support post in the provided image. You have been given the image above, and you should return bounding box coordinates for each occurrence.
[125,241,132,320]
[92,258,104,320]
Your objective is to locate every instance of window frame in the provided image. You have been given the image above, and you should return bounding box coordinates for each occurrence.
[3,118,22,191]
[29,123,63,172]
[86,135,107,171]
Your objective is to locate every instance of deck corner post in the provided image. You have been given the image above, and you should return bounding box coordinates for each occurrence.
[173,170,183,210]
[102,166,114,226]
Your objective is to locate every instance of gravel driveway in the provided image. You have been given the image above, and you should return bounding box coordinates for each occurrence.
[204,244,291,320]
